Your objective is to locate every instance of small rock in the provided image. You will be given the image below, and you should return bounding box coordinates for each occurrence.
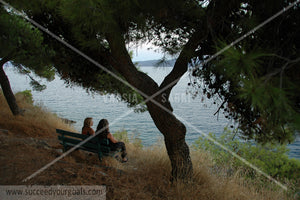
[55,149,63,154]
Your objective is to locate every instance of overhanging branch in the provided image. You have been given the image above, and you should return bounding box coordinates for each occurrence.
[159,29,207,98]
[264,57,300,86]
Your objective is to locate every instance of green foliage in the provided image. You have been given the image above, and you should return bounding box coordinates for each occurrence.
[113,129,130,143]
[201,42,298,143]
[192,128,300,183]
[196,44,299,143]
[0,6,55,91]
[15,90,33,104]
[113,129,143,148]
[4,0,146,112]
[5,0,300,144]
[214,42,267,80]
[191,1,300,143]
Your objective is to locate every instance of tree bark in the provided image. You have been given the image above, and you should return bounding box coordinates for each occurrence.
[105,31,203,181]
[146,96,193,181]
[0,58,21,116]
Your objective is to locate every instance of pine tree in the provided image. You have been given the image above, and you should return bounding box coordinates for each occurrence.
[191,0,300,144]
[0,7,55,115]
[4,0,299,181]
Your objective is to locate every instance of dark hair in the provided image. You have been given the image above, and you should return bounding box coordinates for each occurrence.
[96,119,109,139]
[83,117,93,127]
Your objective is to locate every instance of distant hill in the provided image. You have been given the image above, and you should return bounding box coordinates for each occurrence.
[135,59,176,67]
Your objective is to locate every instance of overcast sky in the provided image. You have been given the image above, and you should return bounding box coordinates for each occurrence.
[130,42,164,61]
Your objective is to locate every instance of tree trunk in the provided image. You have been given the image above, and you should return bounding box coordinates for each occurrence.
[106,33,195,181]
[146,97,193,181]
[0,60,21,116]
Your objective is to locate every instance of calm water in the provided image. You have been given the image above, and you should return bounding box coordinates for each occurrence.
[3,65,299,159]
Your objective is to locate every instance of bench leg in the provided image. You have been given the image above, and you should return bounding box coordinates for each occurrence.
[63,145,68,152]
[98,152,103,162]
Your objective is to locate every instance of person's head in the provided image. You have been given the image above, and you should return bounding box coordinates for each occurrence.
[96,119,109,134]
[83,117,93,128]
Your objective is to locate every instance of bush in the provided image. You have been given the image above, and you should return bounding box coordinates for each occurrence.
[113,129,130,143]
[113,129,143,148]
[192,128,300,183]
[15,90,33,104]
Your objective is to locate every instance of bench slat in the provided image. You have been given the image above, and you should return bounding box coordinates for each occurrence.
[60,141,112,155]
[56,129,88,139]
[60,142,98,153]
[57,136,99,149]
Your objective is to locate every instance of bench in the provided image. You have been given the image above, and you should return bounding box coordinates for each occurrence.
[56,129,120,161]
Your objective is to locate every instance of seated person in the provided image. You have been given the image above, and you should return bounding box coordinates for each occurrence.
[96,119,128,162]
[81,117,95,136]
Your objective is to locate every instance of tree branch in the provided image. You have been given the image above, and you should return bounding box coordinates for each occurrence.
[105,32,159,97]
[214,100,226,116]
[0,56,11,68]
[159,29,207,98]
[264,57,300,85]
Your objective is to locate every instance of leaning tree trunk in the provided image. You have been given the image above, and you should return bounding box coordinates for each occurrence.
[146,97,193,181]
[106,32,202,181]
[108,57,194,180]
[0,60,21,116]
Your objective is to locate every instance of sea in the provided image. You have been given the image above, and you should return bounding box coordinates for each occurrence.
[3,65,299,159]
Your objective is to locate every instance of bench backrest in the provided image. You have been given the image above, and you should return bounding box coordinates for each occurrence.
[56,129,88,139]
[56,129,110,153]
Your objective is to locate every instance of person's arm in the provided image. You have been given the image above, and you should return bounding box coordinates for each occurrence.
[90,128,95,135]
[107,133,118,143]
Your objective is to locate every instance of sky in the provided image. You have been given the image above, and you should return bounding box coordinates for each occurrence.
[130,42,164,61]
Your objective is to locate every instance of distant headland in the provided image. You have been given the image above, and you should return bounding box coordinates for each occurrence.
[135,59,176,67]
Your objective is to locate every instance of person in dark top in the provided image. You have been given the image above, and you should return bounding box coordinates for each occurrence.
[96,119,128,162]
[82,117,95,136]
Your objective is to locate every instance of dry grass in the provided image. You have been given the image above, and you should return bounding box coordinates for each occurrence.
[0,92,75,138]
[0,92,296,199]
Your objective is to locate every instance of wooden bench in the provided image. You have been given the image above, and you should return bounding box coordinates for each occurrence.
[56,129,120,161]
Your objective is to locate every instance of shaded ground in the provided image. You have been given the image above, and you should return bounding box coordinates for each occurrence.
[0,93,295,199]
[1,130,294,200]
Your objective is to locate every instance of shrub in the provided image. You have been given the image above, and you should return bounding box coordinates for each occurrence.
[113,129,143,148]
[15,90,33,104]
[192,128,300,183]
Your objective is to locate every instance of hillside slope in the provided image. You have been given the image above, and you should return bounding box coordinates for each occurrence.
[0,92,295,199]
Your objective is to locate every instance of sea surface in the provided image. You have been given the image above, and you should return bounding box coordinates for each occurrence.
[3,65,299,159]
